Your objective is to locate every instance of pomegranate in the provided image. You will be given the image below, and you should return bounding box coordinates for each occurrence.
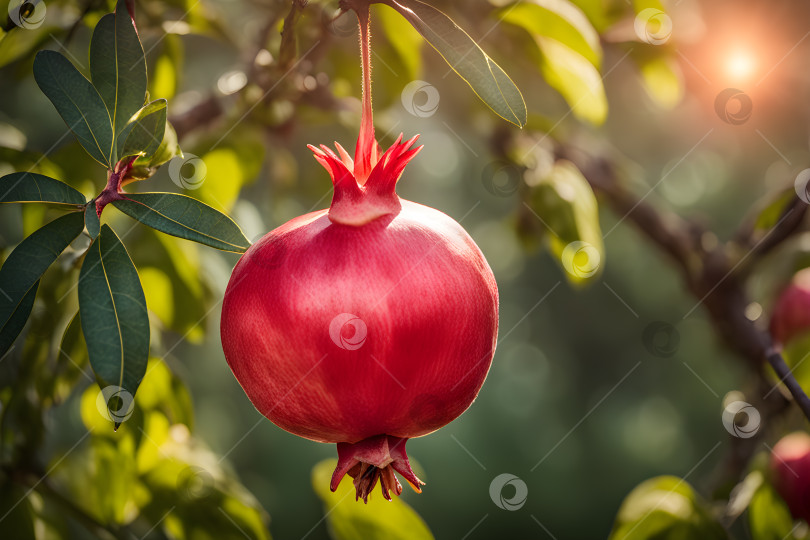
[770,268,810,347]
[770,432,810,522]
[220,3,498,502]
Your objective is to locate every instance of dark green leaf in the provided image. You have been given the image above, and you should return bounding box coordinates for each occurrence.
[0,211,85,339]
[117,99,167,160]
[312,459,434,540]
[85,201,100,239]
[112,193,251,253]
[78,225,149,399]
[0,281,38,358]
[0,172,86,206]
[33,51,114,167]
[384,0,527,127]
[89,1,147,150]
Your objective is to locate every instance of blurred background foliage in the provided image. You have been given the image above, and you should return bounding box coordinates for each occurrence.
[2,0,810,538]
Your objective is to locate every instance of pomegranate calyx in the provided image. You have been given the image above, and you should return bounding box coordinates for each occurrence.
[331,434,424,503]
[309,133,422,227]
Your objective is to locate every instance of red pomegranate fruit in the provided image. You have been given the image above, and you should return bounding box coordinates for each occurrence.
[770,431,810,522]
[220,6,498,502]
[770,268,810,347]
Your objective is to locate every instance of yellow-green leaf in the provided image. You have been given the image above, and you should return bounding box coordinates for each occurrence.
[312,459,434,540]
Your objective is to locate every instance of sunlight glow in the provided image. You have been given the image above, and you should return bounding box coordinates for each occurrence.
[726,52,756,80]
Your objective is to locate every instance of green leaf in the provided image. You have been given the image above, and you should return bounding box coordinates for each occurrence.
[78,225,149,402]
[0,281,38,358]
[89,1,147,149]
[754,188,796,232]
[748,482,797,540]
[536,37,607,125]
[610,476,728,540]
[384,0,526,127]
[529,160,604,285]
[33,51,114,167]
[377,4,423,79]
[85,200,100,239]
[636,54,683,109]
[112,192,251,253]
[117,99,167,160]
[0,172,86,206]
[0,211,85,341]
[312,459,434,540]
[499,0,602,67]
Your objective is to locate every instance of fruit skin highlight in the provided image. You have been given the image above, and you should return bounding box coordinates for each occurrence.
[220,3,498,503]
[770,432,810,522]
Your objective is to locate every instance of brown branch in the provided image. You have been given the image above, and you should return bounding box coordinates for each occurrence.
[560,146,810,417]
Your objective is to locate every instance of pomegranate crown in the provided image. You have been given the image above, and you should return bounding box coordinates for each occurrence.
[308,3,422,226]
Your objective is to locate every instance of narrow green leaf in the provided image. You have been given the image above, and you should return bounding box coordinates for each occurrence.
[33,51,114,167]
[89,1,147,150]
[636,54,683,109]
[117,99,167,160]
[0,281,38,358]
[537,37,607,125]
[384,0,527,127]
[499,0,602,67]
[312,459,434,540]
[0,212,85,335]
[0,172,86,206]
[112,193,251,253]
[85,200,100,239]
[78,225,149,399]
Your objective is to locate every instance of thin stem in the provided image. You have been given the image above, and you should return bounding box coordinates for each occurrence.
[766,345,810,421]
[353,3,377,183]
